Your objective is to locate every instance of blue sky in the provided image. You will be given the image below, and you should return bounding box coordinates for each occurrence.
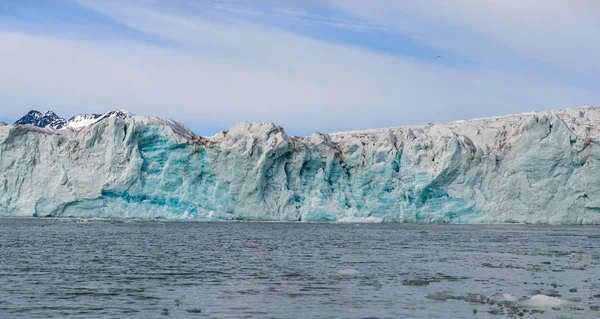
[1,0,599,136]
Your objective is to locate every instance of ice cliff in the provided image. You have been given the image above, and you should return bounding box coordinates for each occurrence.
[1,107,600,223]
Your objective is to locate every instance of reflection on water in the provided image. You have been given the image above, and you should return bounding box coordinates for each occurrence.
[0,219,599,318]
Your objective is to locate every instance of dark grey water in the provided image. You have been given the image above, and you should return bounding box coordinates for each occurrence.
[0,219,599,318]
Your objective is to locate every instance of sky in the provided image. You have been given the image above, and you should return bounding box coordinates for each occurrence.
[1,0,599,136]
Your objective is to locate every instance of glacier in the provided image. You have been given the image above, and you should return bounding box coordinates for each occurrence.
[1,107,600,223]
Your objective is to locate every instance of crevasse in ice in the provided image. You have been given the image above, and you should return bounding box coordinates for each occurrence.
[1,107,599,223]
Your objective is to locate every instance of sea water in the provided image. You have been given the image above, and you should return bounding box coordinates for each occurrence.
[0,219,599,318]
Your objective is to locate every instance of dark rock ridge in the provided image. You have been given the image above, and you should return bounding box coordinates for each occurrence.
[14,110,67,129]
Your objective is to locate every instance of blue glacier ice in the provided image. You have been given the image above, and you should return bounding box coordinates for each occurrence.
[1,107,600,223]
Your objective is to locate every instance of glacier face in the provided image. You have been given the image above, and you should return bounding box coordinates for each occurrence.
[1,107,600,223]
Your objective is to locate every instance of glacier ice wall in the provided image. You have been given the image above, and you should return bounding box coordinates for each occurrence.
[1,107,600,223]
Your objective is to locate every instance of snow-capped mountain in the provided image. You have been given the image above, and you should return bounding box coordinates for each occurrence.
[14,110,132,130]
[14,110,68,130]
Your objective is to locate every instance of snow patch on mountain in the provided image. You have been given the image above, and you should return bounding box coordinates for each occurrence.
[66,114,103,130]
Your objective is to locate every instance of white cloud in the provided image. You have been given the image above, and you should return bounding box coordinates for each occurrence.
[1,1,599,135]
[328,0,600,80]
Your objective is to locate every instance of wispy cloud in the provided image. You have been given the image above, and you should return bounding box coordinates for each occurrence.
[328,0,600,85]
[202,2,266,17]
[273,7,386,32]
[290,17,387,32]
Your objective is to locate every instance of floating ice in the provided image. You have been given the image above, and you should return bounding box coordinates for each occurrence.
[337,217,383,223]
[520,295,569,308]
[337,269,360,275]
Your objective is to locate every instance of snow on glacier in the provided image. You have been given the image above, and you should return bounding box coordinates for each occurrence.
[1,107,600,223]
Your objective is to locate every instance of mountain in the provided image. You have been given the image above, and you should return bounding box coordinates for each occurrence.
[14,110,131,130]
[1,107,600,223]
[14,110,67,129]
